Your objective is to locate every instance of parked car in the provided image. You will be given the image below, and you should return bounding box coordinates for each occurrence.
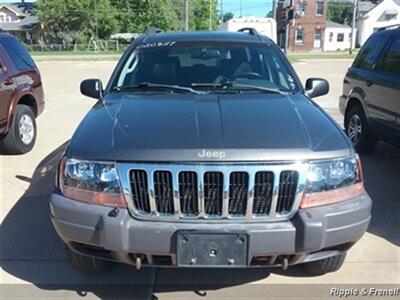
[0,31,44,154]
[50,30,372,275]
[340,25,400,154]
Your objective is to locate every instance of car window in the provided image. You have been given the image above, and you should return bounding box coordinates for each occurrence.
[0,37,36,71]
[353,33,390,70]
[376,36,400,74]
[115,41,300,93]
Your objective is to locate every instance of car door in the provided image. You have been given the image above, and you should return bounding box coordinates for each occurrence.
[0,48,14,133]
[347,32,392,137]
[368,34,400,142]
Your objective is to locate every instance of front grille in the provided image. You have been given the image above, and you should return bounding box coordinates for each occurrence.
[122,163,305,222]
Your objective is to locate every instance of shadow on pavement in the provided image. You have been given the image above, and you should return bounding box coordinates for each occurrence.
[361,142,400,246]
[1,141,399,299]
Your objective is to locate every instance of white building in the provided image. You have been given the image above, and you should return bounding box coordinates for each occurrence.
[357,0,400,46]
[219,17,277,43]
[324,21,355,51]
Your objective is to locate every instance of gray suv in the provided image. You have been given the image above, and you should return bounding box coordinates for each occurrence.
[340,25,400,153]
[50,30,372,275]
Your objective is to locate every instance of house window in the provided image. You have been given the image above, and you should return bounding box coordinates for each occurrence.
[295,28,304,44]
[337,33,344,42]
[316,2,324,16]
[298,3,307,16]
[329,32,334,42]
[0,12,12,23]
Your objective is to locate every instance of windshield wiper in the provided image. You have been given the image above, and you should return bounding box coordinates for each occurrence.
[114,82,203,94]
[191,82,287,95]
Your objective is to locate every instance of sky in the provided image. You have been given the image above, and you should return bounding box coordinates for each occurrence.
[0,0,273,18]
[219,0,273,17]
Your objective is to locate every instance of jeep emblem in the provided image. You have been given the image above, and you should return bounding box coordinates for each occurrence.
[198,149,226,159]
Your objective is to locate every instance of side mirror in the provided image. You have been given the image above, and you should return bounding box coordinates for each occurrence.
[80,79,103,99]
[305,78,329,98]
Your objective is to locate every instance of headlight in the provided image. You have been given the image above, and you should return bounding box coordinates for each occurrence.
[300,156,364,208]
[59,158,126,208]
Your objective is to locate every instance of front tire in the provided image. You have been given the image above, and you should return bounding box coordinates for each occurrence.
[345,105,377,154]
[302,253,346,275]
[0,105,37,154]
[66,246,114,273]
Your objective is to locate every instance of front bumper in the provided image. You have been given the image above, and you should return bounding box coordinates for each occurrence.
[50,192,371,268]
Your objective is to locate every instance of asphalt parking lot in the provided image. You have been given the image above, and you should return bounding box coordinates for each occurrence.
[0,59,399,299]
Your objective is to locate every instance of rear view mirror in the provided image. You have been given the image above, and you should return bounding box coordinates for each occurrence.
[305,78,329,98]
[80,79,103,99]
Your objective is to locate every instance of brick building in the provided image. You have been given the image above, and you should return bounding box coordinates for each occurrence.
[277,0,327,52]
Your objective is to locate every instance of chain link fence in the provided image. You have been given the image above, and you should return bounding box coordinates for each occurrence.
[25,40,129,53]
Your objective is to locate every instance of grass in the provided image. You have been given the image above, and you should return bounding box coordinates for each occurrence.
[30,50,125,61]
[30,50,358,62]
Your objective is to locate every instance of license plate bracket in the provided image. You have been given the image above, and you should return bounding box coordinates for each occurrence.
[177,232,248,267]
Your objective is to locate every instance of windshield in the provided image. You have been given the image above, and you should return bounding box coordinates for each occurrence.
[113,41,300,93]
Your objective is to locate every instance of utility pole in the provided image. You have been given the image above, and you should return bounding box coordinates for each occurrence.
[240,0,243,17]
[185,0,189,31]
[350,0,358,54]
[220,0,224,24]
[94,0,99,41]
[209,0,212,30]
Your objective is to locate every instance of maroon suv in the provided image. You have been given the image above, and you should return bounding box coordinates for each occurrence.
[0,31,44,154]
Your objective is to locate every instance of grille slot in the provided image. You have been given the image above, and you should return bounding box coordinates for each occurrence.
[179,172,198,215]
[154,171,174,214]
[228,172,249,215]
[203,172,223,215]
[130,170,150,213]
[253,171,274,215]
[277,171,299,213]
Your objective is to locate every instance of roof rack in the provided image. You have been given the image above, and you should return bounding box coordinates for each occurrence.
[237,28,259,35]
[146,27,163,35]
[377,24,400,31]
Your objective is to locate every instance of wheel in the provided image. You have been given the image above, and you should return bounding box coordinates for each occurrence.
[0,105,37,154]
[65,246,114,273]
[302,253,346,275]
[345,105,377,154]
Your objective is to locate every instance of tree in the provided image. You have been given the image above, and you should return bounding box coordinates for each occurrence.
[36,0,117,43]
[223,12,234,22]
[266,11,273,18]
[192,0,219,30]
[110,0,180,32]
[327,0,353,25]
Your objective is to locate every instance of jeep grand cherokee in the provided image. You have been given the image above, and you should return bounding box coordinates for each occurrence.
[50,30,372,275]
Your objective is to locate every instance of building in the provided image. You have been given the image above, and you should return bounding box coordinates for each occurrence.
[219,17,277,43]
[0,2,40,43]
[357,0,400,46]
[324,21,355,51]
[277,0,327,52]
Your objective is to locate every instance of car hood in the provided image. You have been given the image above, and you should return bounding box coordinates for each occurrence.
[67,92,352,162]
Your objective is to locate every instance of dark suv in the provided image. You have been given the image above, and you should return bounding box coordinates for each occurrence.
[50,30,371,275]
[340,25,400,154]
[0,31,44,154]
